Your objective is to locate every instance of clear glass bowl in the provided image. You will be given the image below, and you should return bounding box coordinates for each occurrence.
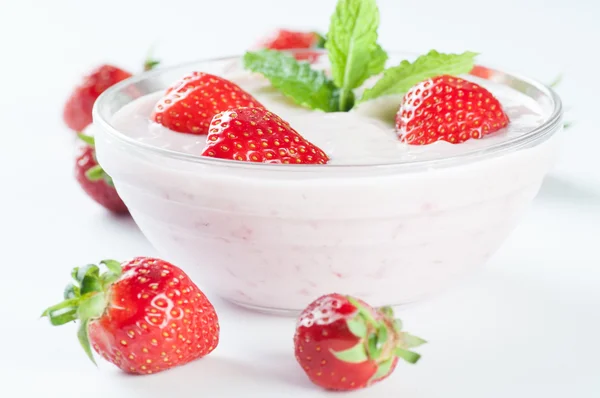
[92,51,563,315]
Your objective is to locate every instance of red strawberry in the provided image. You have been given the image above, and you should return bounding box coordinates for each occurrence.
[396,75,509,145]
[42,257,220,375]
[63,65,132,132]
[469,65,494,79]
[294,294,425,391]
[259,29,326,62]
[201,107,329,164]
[151,72,265,135]
[75,134,128,214]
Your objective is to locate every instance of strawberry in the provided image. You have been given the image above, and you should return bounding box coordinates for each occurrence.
[259,29,326,62]
[63,65,132,132]
[75,134,128,214]
[469,65,494,79]
[396,75,510,145]
[41,257,220,375]
[294,294,425,391]
[151,72,265,135]
[201,107,329,164]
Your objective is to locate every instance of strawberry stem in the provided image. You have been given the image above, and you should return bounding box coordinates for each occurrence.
[143,44,161,71]
[41,260,123,366]
[144,59,161,71]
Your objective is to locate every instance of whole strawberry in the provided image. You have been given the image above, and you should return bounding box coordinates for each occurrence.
[294,294,425,391]
[151,72,264,135]
[258,29,326,62]
[63,65,132,132]
[396,75,509,145]
[201,107,329,164]
[75,134,128,214]
[42,257,220,374]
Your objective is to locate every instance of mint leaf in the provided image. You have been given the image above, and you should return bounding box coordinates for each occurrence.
[243,50,338,112]
[359,50,478,103]
[366,43,388,79]
[326,0,382,111]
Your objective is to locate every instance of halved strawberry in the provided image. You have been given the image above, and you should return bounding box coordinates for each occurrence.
[151,72,265,135]
[294,294,425,391]
[396,75,509,145]
[201,107,329,164]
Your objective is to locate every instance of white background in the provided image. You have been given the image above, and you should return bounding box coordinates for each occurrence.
[1,0,599,397]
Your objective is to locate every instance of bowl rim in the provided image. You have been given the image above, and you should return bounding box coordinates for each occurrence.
[92,49,563,172]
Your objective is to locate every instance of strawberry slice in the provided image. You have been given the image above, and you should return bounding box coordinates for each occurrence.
[294,294,425,391]
[151,72,265,135]
[201,107,329,164]
[396,75,509,145]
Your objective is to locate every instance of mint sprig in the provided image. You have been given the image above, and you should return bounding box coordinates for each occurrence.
[243,50,339,112]
[359,50,478,103]
[241,0,477,115]
[326,0,385,111]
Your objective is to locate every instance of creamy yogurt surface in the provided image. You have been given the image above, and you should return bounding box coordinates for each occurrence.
[111,70,547,165]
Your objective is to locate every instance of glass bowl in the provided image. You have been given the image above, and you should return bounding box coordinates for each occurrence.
[92,50,563,315]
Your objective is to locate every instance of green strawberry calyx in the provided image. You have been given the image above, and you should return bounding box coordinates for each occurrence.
[331,296,426,383]
[41,260,123,365]
[77,133,115,187]
[143,44,161,72]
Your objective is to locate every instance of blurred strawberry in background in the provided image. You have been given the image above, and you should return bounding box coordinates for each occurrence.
[63,55,160,214]
[74,134,129,214]
[257,29,326,62]
[63,65,133,132]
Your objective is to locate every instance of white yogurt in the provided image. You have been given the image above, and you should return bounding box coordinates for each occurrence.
[111,71,545,165]
[94,61,560,313]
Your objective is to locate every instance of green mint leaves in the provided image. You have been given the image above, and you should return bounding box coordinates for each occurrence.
[242,0,477,114]
[243,0,385,113]
[243,50,339,112]
[359,50,478,103]
[326,0,385,110]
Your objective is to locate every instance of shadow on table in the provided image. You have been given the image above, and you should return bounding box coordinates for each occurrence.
[110,354,313,395]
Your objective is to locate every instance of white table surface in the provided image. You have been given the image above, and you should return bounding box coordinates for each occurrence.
[1,0,599,396]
